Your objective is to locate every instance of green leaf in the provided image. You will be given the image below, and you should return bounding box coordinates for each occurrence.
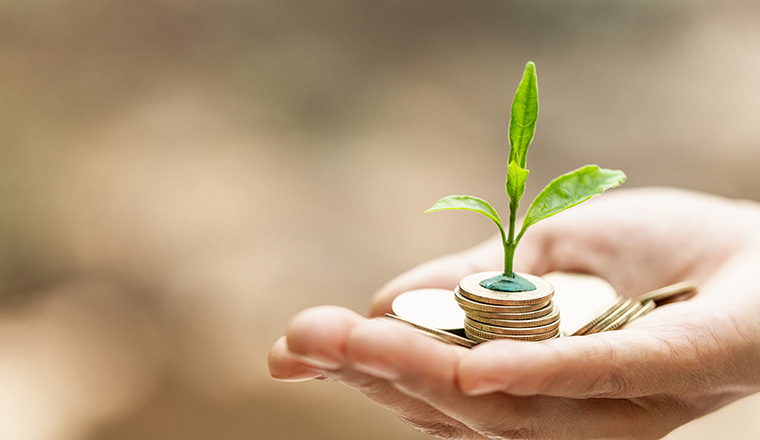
[506,161,530,205]
[425,195,503,229]
[508,62,538,168]
[518,165,626,240]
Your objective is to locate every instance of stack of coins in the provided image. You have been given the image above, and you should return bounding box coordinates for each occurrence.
[455,271,560,343]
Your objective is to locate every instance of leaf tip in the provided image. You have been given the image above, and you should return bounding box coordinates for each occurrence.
[608,168,628,185]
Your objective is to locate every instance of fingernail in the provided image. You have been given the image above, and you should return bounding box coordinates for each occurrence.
[270,368,323,383]
[461,379,501,396]
[297,353,342,370]
[352,359,400,381]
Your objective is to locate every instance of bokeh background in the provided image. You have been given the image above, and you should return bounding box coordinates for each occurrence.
[1,0,759,439]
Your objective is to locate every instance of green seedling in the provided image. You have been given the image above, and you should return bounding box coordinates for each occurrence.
[426,62,626,292]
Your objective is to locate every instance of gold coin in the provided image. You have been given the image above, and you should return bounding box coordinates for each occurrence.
[391,288,464,331]
[458,271,554,306]
[454,288,551,313]
[542,271,619,336]
[464,302,555,321]
[462,330,488,344]
[464,330,560,344]
[583,299,637,335]
[384,314,476,348]
[464,322,560,341]
[635,281,698,304]
[599,301,644,332]
[464,317,560,335]
[570,298,628,336]
[466,305,560,328]
[464,326,559,342]
[621,299,656,326]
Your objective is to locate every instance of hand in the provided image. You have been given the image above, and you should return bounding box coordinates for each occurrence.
[268,188,760,439]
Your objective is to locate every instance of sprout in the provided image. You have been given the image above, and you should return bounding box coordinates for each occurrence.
[426,62,626,292]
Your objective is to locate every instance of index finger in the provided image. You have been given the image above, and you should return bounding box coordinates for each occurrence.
[457,298,753,400]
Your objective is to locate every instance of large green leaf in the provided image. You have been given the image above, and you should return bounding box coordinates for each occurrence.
[506,161,529,205]
[425,195,503,229]
[508,62,538,168]
[518,166,626,239]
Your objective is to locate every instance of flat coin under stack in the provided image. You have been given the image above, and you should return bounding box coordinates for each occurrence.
[455,271,560,343]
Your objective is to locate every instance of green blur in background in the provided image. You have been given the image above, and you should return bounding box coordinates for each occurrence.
[1,1,759,439]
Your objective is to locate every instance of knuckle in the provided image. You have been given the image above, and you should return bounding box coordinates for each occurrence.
[485,426,540,440]
[400,416,463,439]
[354,374,388,397]
[585,337,632,397]
[593,366,632,397]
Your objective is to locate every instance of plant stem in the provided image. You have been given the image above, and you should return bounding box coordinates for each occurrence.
[498,225,509,275]
[504,199,518,277]
[505,242,516,278]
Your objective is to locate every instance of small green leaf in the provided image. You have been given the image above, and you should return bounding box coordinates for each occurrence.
[518,165,626,240]
[508,62,538,168]
[425,195,503,229]
[506,161,530,205]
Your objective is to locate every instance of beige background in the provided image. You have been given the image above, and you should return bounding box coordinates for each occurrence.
[0,1,759,439]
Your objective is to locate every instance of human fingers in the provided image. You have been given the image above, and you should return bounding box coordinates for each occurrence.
[268,306,362,381]
[268,337,323,382]
[273,306,482,439]
[280,305,368,369]
[346,319,542,438]
[458,253,760,400]
[458,297,759,401]
[346,318,669,439]
[330,365,483,440]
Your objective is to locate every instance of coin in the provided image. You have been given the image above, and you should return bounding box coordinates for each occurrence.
[458,271,554,306]
[391,288,464,331]
[384,314,476,348]
[467,305,560,327]
[461,331,490,344]
[465,305,555,321]
[464,330,561,344]
[465,317,560,335]
[454,287,552,314]
[464,322,560,341]
[583,299,637,335]
[635,281,698,304]
[623,299,656,325]
[543,272,620,336]
[570,298,628,336]
[599,301,644,332]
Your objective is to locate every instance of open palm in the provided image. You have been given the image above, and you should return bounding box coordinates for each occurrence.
[269,188,760,439]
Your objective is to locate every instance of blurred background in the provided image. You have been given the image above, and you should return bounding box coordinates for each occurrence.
[1,0,759,438]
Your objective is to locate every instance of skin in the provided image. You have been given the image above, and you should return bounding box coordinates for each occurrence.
[268,187,760,440]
